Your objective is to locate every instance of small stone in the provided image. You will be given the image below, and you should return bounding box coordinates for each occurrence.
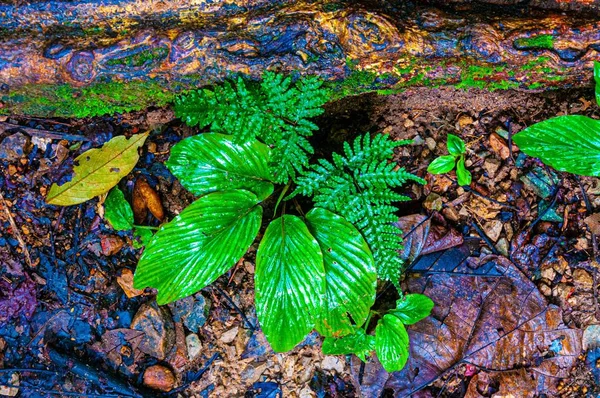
[538,283,552,297]
[321,356,344,373]
[116,268,144,298]
[457,115,473,129]
[488,133,517,160]
[540,266,557,282]
[220,326,239,344]
[495,237,509,257]
[483,220,503,242]
[131,303,175,360]
[425,137,437,151]
[442,206,460,222]
[423,193,443,212]
[0,133,30,161]
[583,325,600,351]
[168,294,208,332]
[186,333,202,360]
[483,158,501,178]
[143,365,176,392]
[0,372,18,397]
[573,269,593,288]
[403,119,415,128]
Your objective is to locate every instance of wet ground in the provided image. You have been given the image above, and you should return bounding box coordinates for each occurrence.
[1,85,599,397]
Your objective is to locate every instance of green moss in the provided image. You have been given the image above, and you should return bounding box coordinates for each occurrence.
[2,80,178,118]
[105,46,169,68]
[514,34,555,50]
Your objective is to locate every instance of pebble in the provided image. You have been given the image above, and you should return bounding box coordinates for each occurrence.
[425,137,437,151]
[168,294,208,332]
[186,333,202,360]
[131,303,175,360]
[0,133,30,161]
[143,364,176,392]
[220,326,239,344]
[321,356,344,374]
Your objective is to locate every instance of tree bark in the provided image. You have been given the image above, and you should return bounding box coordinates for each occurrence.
[1,0,598,117]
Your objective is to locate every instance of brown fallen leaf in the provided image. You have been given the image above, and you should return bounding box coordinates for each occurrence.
[394,215,431,264]
[133,177,164,224]
[489,133,518,160]
[354,254,582,397]
[100,235,124,256]
[116,268,144,298]
[584,213,600,235]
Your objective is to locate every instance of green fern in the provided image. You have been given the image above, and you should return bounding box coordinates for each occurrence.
[175,71,329,183]
[292,134,425,283]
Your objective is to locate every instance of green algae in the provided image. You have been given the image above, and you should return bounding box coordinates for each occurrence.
[514,34,555,50]
[105,46,170,68]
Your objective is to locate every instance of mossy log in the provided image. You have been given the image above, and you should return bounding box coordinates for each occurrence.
[1,0,599,117]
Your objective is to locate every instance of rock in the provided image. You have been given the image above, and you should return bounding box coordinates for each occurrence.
[488,133,517,160]
[573,269,593,288]
[538,283,552,297]
[583,325,600,351]
[143,365,176,392]
[131,303,175,360]
[241,362,269,385]
[168,294,208,332]
[483,158,501,178]
[116,268,144,298]
[423,193,443,212]
[0,372,19,397]
[425,137,437,151]
[495,237,509,257]
[186,333,202,360]
[483,220,503,242]
[457,115,473,129]
[0,133,30,161]
[220,326,239,344]
[321,356,344,373]
[540,266,557,282]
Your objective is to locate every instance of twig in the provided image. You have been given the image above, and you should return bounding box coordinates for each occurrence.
[0,122,89,141]
[0,190,32,267]
[213,285,256,332]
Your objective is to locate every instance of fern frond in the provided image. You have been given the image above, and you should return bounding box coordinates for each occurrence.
[175,72,330,183]
[294,133,423,284]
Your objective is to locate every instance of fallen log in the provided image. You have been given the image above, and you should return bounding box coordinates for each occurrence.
[1,0,599,117]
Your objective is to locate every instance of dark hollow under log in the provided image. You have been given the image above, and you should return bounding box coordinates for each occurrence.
[1,0,599,117]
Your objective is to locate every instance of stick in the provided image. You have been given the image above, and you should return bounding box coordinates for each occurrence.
[0,190,32,267]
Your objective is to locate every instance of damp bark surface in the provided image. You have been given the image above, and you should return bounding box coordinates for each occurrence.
[1,0,600,117]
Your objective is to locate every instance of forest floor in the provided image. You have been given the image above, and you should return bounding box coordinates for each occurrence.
[1,85,599,397]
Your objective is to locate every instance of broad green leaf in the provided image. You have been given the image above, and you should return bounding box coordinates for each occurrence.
[322,328,375,362]
[447,134,465,156]
[427,155,456,174]
[388,294,434,325]
[512,115,600,176]
[456,156,472,186]
[167,133,274,200]
[375,314,410,372]
[47,133,148,205]
[134,190,262,304]
[595,61,600,107]
[255,215,325,352]
[305,208,376,337]
[104,187,134,231]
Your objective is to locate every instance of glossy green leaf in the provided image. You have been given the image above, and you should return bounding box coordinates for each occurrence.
[255,215,325,352]
[375,314,410,372]
[134,190,262,304]
[305,207,376,337]
[388,294,434,325]
[594,61,600,107]
[167,133,274,200]
[512,115,600,176]
[104,187,134,231]
[322,328,375,362]
[447,134,466,156]
[47,133,148,205]
[456,156,472,186]
[427,155,456,174]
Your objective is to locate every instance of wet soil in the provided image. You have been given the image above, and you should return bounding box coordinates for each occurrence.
[1,85,599,397]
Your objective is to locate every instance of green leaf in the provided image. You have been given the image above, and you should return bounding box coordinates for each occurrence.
[388,294,434,325]
[255,215,325,352]
[427,155,456,174]
[456,156,472,186]
[133,227,154,249]
[322,328,375,362]
[167,133,274,200]
[512,115,600,176]
[47,133,148,205]
[305,208,376,337]
[104,187,134,231]
[134,190,262,304]
[375,314,410,372]
[447,134,465,156]
[595,61,600,107]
